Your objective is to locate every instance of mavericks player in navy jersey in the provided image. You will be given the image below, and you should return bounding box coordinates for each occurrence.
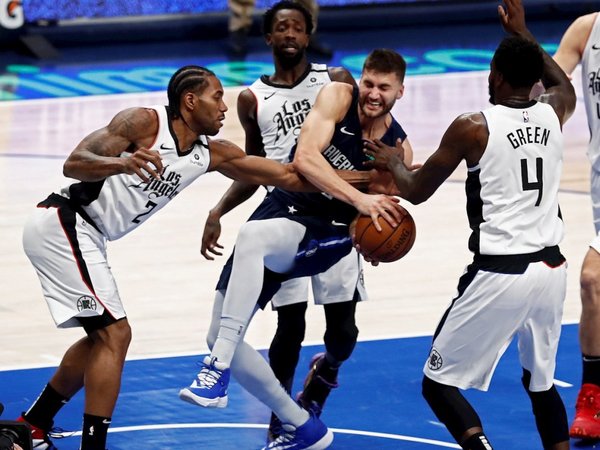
[179,49,408,450]
[17,65,361,450]
[362,1,575,449]
[198,2,414,442]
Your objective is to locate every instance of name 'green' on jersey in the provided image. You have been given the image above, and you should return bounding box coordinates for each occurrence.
[467,102,564,255]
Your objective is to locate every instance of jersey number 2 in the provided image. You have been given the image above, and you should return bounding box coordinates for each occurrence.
[520,158,543,207]
[132,200,158,224]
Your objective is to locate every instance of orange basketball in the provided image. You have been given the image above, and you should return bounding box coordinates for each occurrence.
[354,206,416,263]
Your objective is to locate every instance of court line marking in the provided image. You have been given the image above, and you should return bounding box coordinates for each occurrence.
[55,422,461,448]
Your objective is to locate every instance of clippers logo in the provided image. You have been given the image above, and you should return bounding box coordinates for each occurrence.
[0,0,24,30]
[427,348,443,371]
[77,295,97,312]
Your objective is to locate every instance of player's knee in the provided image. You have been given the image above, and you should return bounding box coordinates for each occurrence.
[275,303,307,341]
[521,370,569,448]
[580,264,600,299]
[92,319,132,356]
[422,375,482,443]
[324,323,358,362]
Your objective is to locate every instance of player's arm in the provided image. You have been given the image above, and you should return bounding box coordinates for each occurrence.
[553,13,596,75]
[364,113,487,204]
[293,82,402,228]
[498,0,576,126]
[63,107,163,182]
[201,89,263,259]
[328,66,358,87]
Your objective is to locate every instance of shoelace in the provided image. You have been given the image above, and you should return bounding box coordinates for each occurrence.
[196,365,222,389]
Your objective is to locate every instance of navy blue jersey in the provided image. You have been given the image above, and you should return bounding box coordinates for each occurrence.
[270,86,407,224]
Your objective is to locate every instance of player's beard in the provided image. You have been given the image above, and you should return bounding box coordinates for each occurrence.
[275,46,305,70]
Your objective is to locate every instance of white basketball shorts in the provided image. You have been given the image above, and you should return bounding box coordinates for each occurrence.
[22,203,126,328]
[423,260,566,392]
[271,247,367,308]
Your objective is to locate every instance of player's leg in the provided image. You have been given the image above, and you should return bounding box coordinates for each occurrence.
[521,370,569,450]
[297,250,364,415]
[184,290,333,449]
[267,304,307,440]
[571,239,600,438]
[210,218,305,368]
[422,265,538,448]
[421,376,490,450]
[517,261,569,449]
[268,279,310,394]
[21,200,129,450]
[570,167,600,438]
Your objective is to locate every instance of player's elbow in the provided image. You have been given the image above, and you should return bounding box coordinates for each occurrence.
[291,151,311,176]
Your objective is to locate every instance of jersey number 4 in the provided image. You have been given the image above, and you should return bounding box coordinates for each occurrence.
[520,158,543,207]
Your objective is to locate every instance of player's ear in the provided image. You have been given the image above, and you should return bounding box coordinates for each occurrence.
[265,33,273,46]
[183,91,196,111]
[396,83,405,100]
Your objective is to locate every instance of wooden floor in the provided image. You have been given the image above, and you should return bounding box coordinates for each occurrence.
[0,69,592,371]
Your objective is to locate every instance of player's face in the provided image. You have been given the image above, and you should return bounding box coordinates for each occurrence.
[267,9,309,68]
[358,69,404,119]
[192,76,228,136]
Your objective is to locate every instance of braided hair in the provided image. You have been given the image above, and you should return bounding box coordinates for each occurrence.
[167,65,216,118]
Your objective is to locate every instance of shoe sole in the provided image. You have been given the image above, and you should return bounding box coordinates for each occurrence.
[178,388,228,408]
[570,417,600,439]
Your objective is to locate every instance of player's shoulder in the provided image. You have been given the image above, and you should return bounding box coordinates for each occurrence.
[327,65,355,84]
[566,12,599,38]
[108,107,159,138]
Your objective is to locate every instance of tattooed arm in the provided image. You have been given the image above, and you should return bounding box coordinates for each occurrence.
[63,107,164,182]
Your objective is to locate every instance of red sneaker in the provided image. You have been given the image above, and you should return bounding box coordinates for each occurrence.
[570,383,600,439]
[16,415,59,449]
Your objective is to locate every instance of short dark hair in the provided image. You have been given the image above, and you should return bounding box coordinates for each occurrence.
[263,1,313,36]
[493,36,543,89]
[363,49,407,83]
[167,65,215,118]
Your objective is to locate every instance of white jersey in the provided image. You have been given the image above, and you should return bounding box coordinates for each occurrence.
[581,13,600,170]
[62,105,211,241]
[470,102,564,255]
[249,63,331,164]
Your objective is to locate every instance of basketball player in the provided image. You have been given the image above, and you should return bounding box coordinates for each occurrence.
[17,65,394,450]
[227,0,331,57]
[361,0,576,449]
[179,49,408,449]
[552,11,600,440]
[200,1,414,442]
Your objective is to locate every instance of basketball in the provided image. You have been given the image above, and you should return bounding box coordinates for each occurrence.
[354,206,416,263]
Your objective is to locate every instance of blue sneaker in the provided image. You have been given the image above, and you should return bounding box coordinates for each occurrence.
[261,412,333,450]
[179,356,230,408]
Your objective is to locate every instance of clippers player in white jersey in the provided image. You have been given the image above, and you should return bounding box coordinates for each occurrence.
[553,10,600,440]
[199,2,413,442]
[362,1,576,449]
[17,65,343,450]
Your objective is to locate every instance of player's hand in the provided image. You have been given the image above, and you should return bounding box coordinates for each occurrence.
[201,213,224,260]
[354,193,401,232]
[498,0,527,36]
[123,147,164,182]
[350,218,380,266]
[363,138,404,171]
